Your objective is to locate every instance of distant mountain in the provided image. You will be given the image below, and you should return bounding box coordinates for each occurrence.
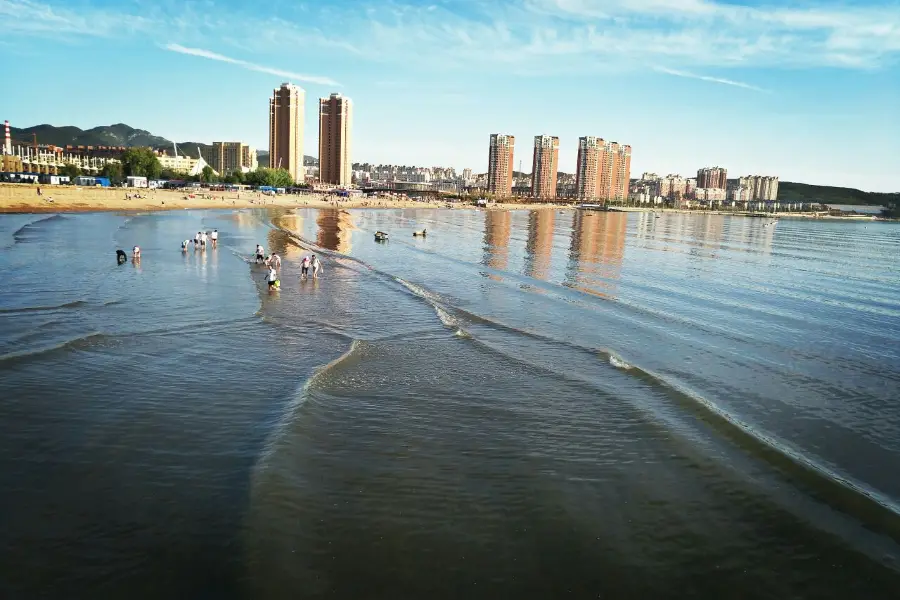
[9,123,172,149]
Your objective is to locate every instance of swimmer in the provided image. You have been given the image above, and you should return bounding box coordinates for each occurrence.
[270,253,281,269]
[300,255,311,279]
[200,231,208,249]
[132,246,141,259]
[255,244,265,264]
[264,266,279,289]
[116,249,128,264]
[311,254,321,279]
[211,229,218,248]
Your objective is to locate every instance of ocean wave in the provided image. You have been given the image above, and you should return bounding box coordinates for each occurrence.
[0,300,88,314]
[12,214,70,243]
[254,339,365,473]
[0,332,110,365]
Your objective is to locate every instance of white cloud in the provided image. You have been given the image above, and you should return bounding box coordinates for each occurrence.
[653,66,769,92]
[163,43,339,86]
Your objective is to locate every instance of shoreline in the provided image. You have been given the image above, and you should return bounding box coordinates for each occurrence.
[0,184,888,220]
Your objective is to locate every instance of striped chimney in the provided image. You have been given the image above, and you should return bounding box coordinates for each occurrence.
[3,120,10,155]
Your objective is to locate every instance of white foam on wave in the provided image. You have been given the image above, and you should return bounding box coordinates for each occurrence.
[609,354,633,370]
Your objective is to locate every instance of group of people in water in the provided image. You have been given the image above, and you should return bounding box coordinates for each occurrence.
[255,243,321,290]
[117,227,322,292]
[181,230,219,252]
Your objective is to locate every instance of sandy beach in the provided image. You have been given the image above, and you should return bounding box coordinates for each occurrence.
[0,183,576,214]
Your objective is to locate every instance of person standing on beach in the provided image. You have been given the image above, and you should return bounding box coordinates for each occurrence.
[255,244,265,264]
[194,231,201,247]
[211,229,218,248]
[181,239,189,252]
[201,231,208,249]
[311,255,321,279]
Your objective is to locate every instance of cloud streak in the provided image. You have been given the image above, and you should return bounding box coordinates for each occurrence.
[653,66,769,92]
[163,43,338,86]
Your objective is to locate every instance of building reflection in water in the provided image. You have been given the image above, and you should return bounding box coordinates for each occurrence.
[564,211,627,299]
[481,210,512,274]
[523,210,555,281]
[267,210,306,259]
[316,208,355,253]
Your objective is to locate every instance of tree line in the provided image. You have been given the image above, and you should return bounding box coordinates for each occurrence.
[59,147,300,189]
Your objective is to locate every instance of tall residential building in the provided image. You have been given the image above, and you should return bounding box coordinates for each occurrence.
[531,135,559,199]
[318,93,353,186]
[201,142,257,175]
[697,166,727,189]
[659,174,687,199]
[597,141,632,201]
[575,136,603,201]
[487,134,515,196]
[269,83,305,183]
[739,175,779,201]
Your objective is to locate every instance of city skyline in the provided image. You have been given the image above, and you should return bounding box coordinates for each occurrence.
[2,0,899,191]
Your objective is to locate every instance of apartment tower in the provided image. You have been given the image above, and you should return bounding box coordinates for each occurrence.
[579,140,633,201]
[697,166,727,189]
[575,136,603,201]
[201,142,257,176]
[531,135,559,199]
[487,134,515,196]
[269,83,305,183]
[318,93,353,186]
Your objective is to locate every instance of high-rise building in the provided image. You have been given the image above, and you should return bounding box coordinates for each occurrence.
[269,83,305,183]
[487,134,515,196]
[318,93,353,186]
[201,142,257,176]
[576,137,634,201]
[697,166,727,189]
[575,136,603,201]
[738,175,779,201]
[659,174,687,199]
[531,135,559,199]
[590,141,631,201]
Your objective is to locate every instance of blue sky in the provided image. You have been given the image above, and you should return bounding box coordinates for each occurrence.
[2,0,899,191]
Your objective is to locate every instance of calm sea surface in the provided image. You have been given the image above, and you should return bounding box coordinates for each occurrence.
[1,208,898,599]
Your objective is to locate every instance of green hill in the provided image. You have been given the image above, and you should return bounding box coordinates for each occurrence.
[778,181,899,206]
[9,123,172,148]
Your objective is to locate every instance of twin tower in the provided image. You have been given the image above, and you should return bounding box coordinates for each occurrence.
[487,134,632,201]
[268,83,353,185]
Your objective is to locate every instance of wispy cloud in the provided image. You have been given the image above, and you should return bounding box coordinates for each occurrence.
[653,66,769,92]
[163,43,338,86]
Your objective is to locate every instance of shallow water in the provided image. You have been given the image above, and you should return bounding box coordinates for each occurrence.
[1,208,898,599]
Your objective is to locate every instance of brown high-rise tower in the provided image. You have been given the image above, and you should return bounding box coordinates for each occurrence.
[487,134,515,196]
[269,83,305,183]
[531,135,559,200]
[697,166,727,189]
[318,93,353,186]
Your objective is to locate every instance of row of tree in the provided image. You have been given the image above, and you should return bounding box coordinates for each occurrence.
[60,147,301,189]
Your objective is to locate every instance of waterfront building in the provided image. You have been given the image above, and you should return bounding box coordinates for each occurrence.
[269,83,305,183]
[697,166,728,189]
[487,134,515,196]
[318,93,353,186]
[201,142,256,176]
[531,135,559,199]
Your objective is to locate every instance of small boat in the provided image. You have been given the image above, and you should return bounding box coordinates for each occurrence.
[413,229,427,237]
[375,231,389,241]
